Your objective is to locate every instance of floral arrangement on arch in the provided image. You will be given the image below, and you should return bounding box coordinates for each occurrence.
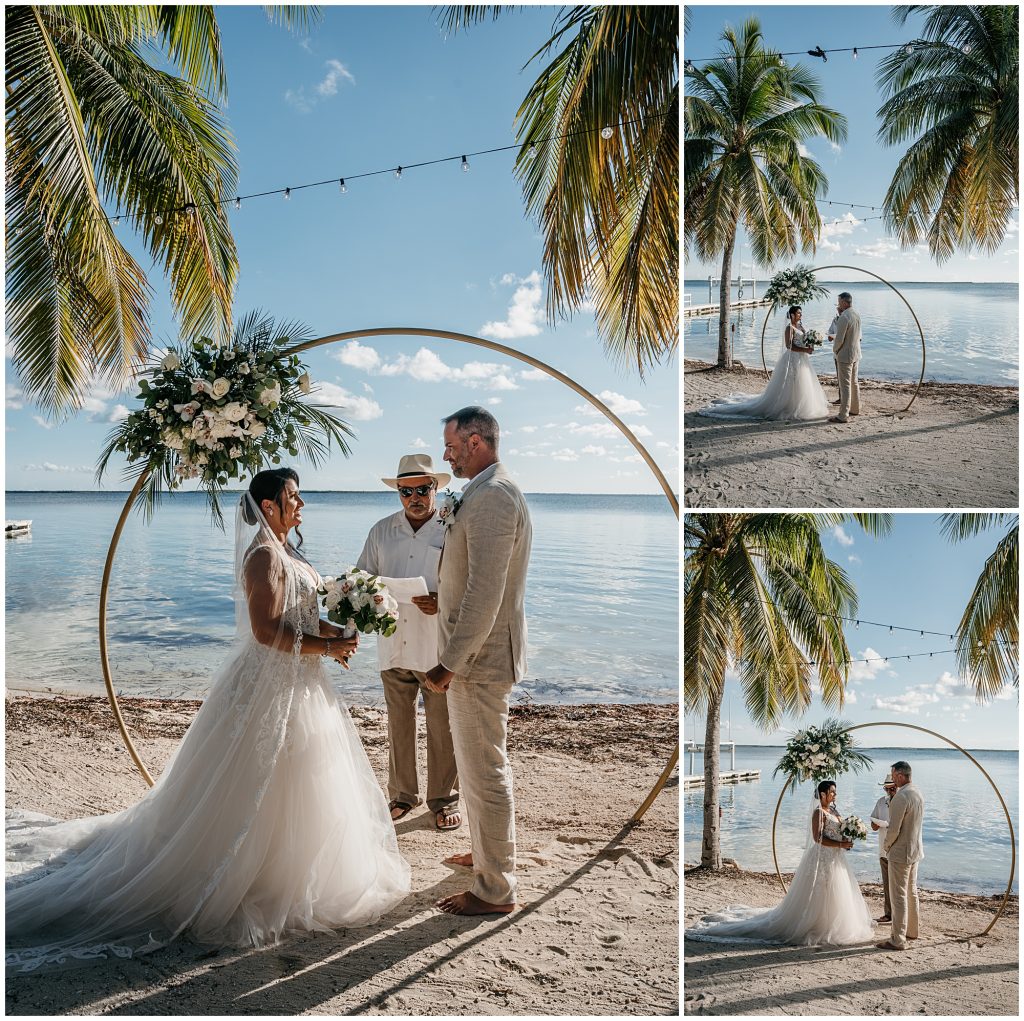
[98,311,353,523]
[773,718,874,785]
[763,265,832,312]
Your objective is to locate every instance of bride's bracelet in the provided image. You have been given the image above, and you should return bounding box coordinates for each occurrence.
[323,638,333,657]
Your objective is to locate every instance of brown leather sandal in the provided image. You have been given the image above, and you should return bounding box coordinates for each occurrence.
[435,805,463,831]
[388,799,414,821]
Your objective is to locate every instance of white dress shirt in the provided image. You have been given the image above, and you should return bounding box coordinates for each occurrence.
[871,794,891,860]
[357,509,447,673]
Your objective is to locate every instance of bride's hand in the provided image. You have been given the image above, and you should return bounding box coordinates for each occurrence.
[327,635,359,668]
[841,839,853,850]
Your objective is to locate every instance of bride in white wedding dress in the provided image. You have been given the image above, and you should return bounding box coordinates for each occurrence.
[698,306,830,422]
[7,468,411,974]
[686,780,874,947]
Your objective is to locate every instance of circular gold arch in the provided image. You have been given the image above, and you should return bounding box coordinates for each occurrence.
[759,265,927,413]
[99,327,680,822]
[768,721,1016,939]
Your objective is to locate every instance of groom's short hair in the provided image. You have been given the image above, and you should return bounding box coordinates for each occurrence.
[443,406,499,450]
[892,760,912,778]
[838,291,853,303]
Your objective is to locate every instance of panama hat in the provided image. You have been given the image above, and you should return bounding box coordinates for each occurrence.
[879,773,896,786]
[381,453,451,490]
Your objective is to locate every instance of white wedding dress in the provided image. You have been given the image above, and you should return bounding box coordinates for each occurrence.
[698,325,830,422]
[6,496,411,974]
[686,805,874,947]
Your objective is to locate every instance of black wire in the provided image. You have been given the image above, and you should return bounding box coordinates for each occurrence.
[684,41,921,66]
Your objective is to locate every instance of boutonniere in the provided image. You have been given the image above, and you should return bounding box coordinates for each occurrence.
[436,489,462,528]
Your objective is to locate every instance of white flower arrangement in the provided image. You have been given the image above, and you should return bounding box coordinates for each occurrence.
[773,718,873,785]
[763,265,832,312]
[803,329,824,348]
[840,814,869,843]
[97,313,353,523]
[319,568,399,637]
[436,489,463,527]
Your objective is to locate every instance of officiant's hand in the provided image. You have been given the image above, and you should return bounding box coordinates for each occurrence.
[412,593,438,616]
[424,664,454,693]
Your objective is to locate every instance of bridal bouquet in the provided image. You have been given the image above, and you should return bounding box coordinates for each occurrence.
[320,569,399,637]
[774,718,874,785]
[803,330,824,348]
[98,313,352,524]
[840,815,869,843]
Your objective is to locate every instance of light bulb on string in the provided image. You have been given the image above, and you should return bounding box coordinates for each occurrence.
[525,144,538,161]
[852,48,858,60]
[905,43,914,54]
[461,155,470,172]
[284,187,291,200]
[234,197,241,210]
[113,216,121,226]
[154,214,163,225]
[600,126,613,140]
[684,59,695,73]
[339,178,347,194]
[395,166,403,180]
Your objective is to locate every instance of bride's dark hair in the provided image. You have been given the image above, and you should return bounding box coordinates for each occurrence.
[817,779,836,797]
[788,305,802,317]
[244,468,303,548]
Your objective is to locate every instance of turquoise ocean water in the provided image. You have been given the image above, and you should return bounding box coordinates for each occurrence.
[684,744,1018,895]
[683,280,1018,385]
[5,491,678,706]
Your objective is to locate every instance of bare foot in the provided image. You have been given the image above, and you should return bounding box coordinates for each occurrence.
[437,891,515,915]
[443,851,474,867]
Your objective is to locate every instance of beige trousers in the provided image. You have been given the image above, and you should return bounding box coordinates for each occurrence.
[380,668,458,813]
[836,359,861,421]
[879,856,892,918]
[888,859,919,948]
[446,675,517,905]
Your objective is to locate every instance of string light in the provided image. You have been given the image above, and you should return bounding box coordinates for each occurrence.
[460,155,470,172]
[284,187,291,200]
[96,116,659,225]
[338,178,347,193]
[394,166,403,179]
[852,48,858,60]
[600,126,613,140]
[684,40,923,65]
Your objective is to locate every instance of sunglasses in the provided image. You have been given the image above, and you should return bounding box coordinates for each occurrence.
[398,484,435,497]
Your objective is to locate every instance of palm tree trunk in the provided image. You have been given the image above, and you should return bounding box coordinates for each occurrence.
[717,231,736,369]
[700,683,723,868]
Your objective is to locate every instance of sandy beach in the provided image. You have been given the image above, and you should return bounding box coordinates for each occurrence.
[683,360,1019,508]
[684,865,1018,1016]
[5,693,678,1016]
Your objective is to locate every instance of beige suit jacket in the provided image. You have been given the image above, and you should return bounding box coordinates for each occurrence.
[832,307,862,364]
[438,462,532,682]
[883,782,924,864]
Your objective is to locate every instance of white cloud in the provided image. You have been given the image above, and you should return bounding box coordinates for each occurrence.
[932,671,976,700]
[563,420,654,439]
[107,404,130,423]
[582,445,608,456]
[316,59,355,96]
[519,425,538,433]
[411,436,428,448]
[831,525,854,547]
[6,384,24,410]
[480,271,544,340]
[845,689,857,704]
[487,397,502,406]
[81,396,107,415]
[797,142,811,158]
[819,212,861,253]
[551,448,579,462]
[284,88,313,114]
[852,239,900,259]
[373,347,519,391]
[576,390,648,417]
[848,554,861,564]
[31,415,54,430]
[334,340,382,372]
[519,368,551,382]
[871,689,939,715]
[848,647,893,683]
[314,381,383,421]
[829,141,842,155]
[23,462,91,473]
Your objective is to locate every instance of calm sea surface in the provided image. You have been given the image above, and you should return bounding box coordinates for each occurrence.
[683,280,1019,386]
[5,491,678,706]
[684,745,1019,895]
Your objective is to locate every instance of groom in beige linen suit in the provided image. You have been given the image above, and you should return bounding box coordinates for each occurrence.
[829,291,862,424]
[877,760,924,950]
[424,406,532,915]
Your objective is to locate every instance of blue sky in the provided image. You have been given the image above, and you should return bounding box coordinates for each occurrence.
[5,5,678,495]
[684,4,1019,283]
[685,515,1020,750]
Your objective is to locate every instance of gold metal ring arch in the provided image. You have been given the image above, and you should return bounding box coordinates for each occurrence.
[769,721,1016,939]
[99,327,680,821]
[758,265,927,413]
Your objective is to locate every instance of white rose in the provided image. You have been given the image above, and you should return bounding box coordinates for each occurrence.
[211,377,231,399]
[161,352,181,372]
[258,383,282,406]
[163,431,185,451]
[298,372,311,394]
[221,401,248,422]
[247,420,267,439]
[326,590,342,612]
[237,362,251,375]
[321,576,336,590]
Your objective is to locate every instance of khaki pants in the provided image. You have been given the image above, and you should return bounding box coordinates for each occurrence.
[888,859,919,948]
[447,675,517,905]
[381,668,458,813]
[836,359,860,421]
[879,856,892,918]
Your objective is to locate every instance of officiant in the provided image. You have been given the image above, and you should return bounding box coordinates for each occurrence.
[357,453,461,831]
[870,773,898,923]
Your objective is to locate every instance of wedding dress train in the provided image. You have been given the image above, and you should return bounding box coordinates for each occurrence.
[686,807,874,947]
[697,325,830,422]
[7,499,410,974]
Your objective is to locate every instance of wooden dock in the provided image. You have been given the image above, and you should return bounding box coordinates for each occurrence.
[5,519,31,537]
[683,770,761,788]
[683,298,772,318]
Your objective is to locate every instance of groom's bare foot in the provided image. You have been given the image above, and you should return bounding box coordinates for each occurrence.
[437,891,516,915]
[443,851,474,867]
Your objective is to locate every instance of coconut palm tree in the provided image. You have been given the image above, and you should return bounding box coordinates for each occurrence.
[5,5,316,418]
[876,6,1019,263]
[939,513,1019,698]
[684,512,892,870]
[684,17,847,369]
[438,6,678,376]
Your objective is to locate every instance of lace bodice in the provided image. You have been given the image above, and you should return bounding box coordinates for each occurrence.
[282,552,322,634]
[819,808,842,843]
[788,324,807,347]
